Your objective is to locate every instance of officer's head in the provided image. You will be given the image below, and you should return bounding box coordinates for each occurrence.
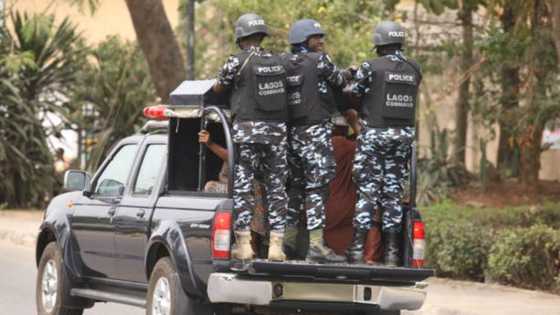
[235,13,269,49]
[288,19,326,52]
[372,21,405,56]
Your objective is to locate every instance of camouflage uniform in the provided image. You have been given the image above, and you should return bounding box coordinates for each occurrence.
[351,57,415,232]
[218,46,289,233]
[285,47,347,231]
[286,122,336,230]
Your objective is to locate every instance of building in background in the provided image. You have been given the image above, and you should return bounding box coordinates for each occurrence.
[9,0,180,43]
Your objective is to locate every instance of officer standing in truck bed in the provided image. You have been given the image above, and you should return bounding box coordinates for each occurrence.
[283,19,352,263]
[213,13,290,262]
[346,21,422,266]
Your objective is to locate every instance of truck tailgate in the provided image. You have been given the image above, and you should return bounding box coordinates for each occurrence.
[241,260,433,283]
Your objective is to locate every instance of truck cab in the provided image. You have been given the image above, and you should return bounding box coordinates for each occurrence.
[35,80,433,315]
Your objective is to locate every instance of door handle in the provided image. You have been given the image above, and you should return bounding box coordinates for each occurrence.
[108,208,116,216]
[136,210,146,218]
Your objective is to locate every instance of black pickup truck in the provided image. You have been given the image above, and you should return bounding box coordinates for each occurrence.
[35,80,433,315]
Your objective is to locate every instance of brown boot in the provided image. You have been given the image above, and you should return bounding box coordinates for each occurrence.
[232,230,255,261]
[268,231,287,261]
[363,225,383,265]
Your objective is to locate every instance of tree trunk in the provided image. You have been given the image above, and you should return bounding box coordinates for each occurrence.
[497,3,521,176]
[546,0,560,64]
[519,124,543,190]
[519,0,550,189]
[453,5,473,166]
[124,0,186,102]
[185,0,195,80]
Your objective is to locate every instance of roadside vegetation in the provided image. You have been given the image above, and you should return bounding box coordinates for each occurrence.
[423,200,560,293]
[0,10,155,208]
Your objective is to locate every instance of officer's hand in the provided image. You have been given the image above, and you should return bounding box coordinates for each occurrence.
[198,130,212,145]
[348,66,358,76]
[341,69,353,81]
[344,109,361,134]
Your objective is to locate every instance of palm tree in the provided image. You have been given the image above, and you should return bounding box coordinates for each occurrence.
[71,36,156,171]
[0,11,87,208]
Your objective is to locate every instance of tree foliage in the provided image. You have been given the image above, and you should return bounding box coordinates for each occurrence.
[477,0,559,186]
[0,9,155,207]
[72,36,156,171]
[187,0,384,78]
[0,11,87,208]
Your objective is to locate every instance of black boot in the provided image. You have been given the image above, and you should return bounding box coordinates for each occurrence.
[346,229,366,264]
[383,229,401,267]
[306,229,346,263]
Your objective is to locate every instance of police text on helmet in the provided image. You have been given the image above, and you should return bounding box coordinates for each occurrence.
[388,31,405,38]
[248,19,265,27]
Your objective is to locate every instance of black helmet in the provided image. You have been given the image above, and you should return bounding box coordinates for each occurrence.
[288,19,325,45]
[234,13,269,41]
[372,21,405,47]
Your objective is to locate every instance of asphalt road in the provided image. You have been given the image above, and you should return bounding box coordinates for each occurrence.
[0,241,142,315]
[2,238,560,315]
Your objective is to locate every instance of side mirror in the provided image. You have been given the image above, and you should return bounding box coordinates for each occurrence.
[63,170,91,192]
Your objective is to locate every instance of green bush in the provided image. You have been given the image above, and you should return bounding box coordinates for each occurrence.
[426,221,493,281]
[422,201,560,289]
[487,225,560,291]
[423,201,560,230]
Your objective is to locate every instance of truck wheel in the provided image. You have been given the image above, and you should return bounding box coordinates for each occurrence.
[147,257,216,315]
[36,242,84,315]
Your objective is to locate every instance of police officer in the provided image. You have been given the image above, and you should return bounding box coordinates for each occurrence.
[283,19,350,263]
[213,13,290,261]
[347,21,421,266]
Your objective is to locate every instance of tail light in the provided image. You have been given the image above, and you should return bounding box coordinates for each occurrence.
[143,105,171,120]
[211,211,232,260]
[412,220,425,268]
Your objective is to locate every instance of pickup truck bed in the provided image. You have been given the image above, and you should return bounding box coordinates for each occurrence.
[208,261,431,313]
[35,98,433,315]
[245,260,433,283]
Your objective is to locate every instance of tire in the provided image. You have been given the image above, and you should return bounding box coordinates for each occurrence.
[147,257,216,315]
[36,242,84,315]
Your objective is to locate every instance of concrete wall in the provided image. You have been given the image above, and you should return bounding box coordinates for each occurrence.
[8,0,181,43]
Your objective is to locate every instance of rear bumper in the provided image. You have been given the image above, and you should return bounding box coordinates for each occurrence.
[207,272,427,311]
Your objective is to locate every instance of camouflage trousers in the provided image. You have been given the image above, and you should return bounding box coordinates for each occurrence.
[286,123,336,231]
[233,141,289,232]
[353,126,414,232]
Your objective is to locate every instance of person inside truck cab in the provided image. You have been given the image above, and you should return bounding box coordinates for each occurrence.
[198,130,229,193]
[198,129,269,252]
[212,13,290,262]
[347,21,422,266]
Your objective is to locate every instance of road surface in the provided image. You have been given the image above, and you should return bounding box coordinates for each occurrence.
[0,240,141,315]
[1,239,559,315]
